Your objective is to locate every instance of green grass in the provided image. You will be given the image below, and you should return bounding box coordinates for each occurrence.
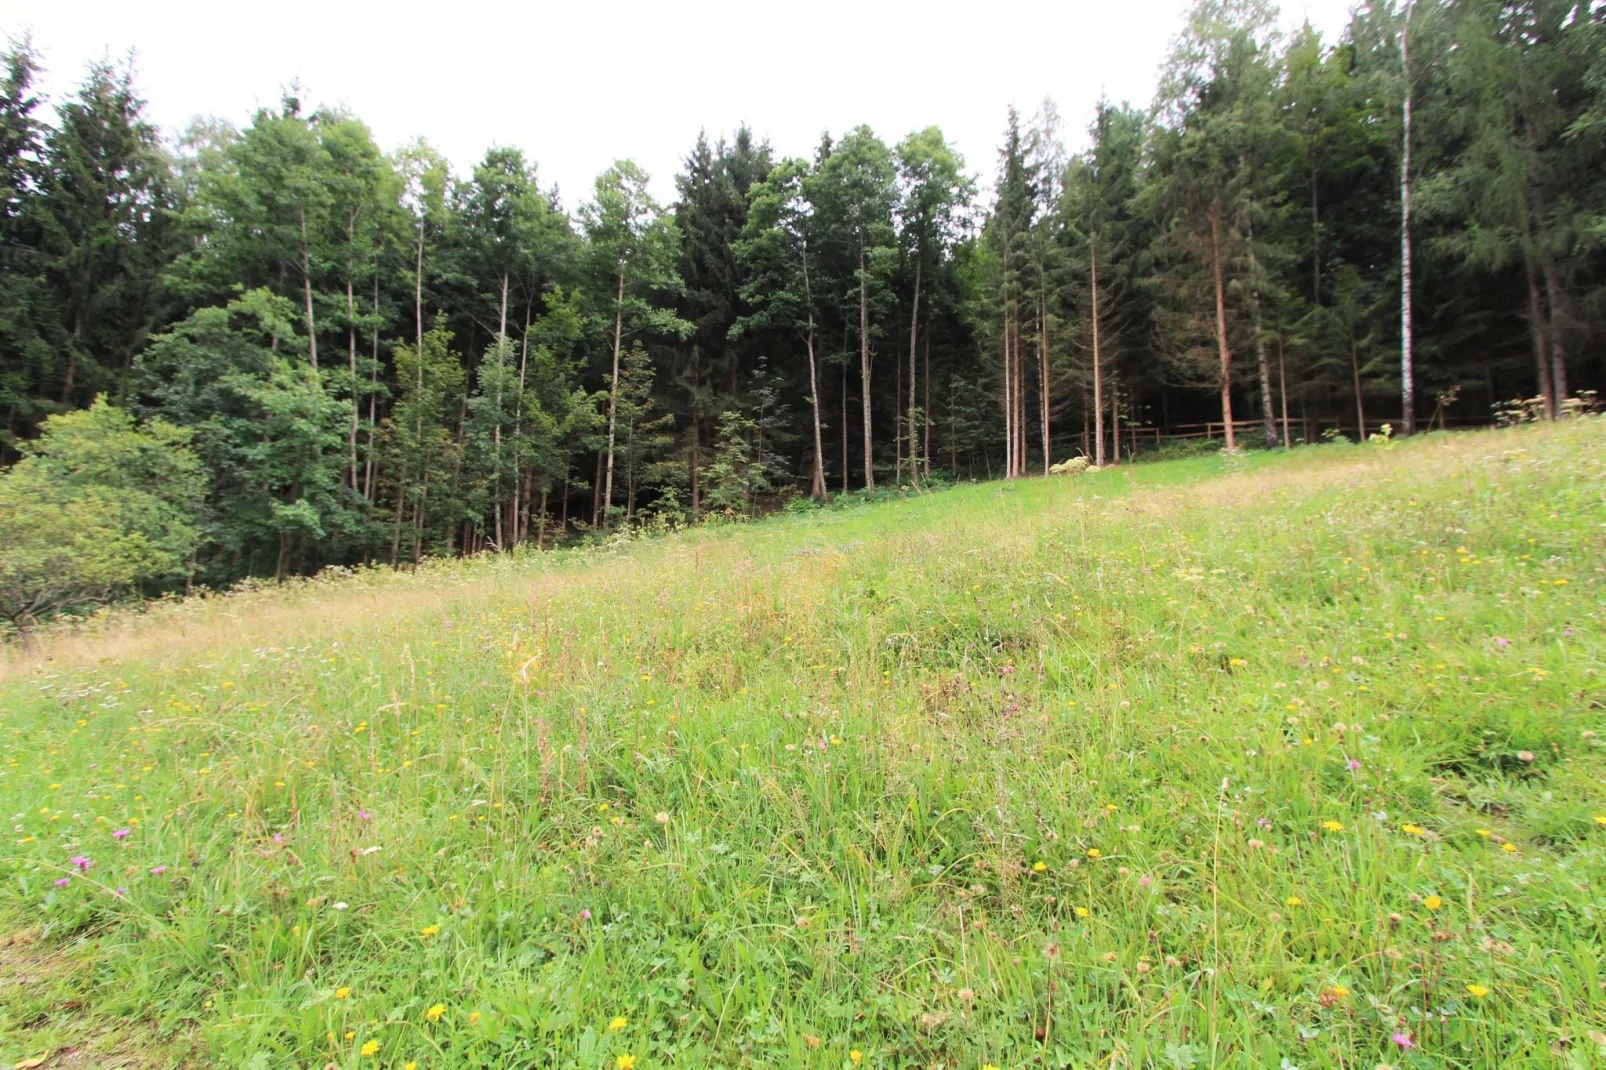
[3,421,1605,1069]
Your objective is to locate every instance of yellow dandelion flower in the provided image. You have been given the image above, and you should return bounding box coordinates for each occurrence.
[405,1064,417,1070]
[1086,847,1102,858]
[609,1016,628,1031]
[1466,984,1490,999]
[616,1056,636,1070]
[1501,842,1517,853]
[1401,824,1426,836]
[1285,896,1303,907]
[420,924,440,937]
[1594,816,1606,827]
[334,987,352,999]
[361,1040,380,1057]
[345,1030,356,1041]
[1475,828,1492,838]
[468,1011,481,1023]
[850,1052,863,1066]
[425,1003,445,1022]
[1329,983,1350,998]
[1424,895,1443,910]
[1075,906,1091,919]
[1321,820,1345,832]
[1032,860,1047,873]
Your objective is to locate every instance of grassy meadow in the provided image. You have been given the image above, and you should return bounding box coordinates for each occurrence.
[2,420,1605,1069]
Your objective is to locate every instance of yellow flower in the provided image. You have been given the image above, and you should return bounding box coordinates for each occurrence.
[1424,895,1443,911]
[609,1016,628,1031]
[1032,860,1047,873]
[345,1030,356,1041]
[1329,983,1350,998]
[984,1064,1001,1070]
[425,1003,445,1022]
[1086,847,1102,858]
[334,987,352,999]
[405,1064,417,1070]
[1075,906,1091,919]
[1500,842,1517,853]
[1322,820,1345,832]
[1594,816,1606,827]
[850,1051,863,1066]
[1466,984,1491,999]
[1285,896,1303,907]
[420,924,440,937]
[361,1040,380,1057]
[468,1011,481,1023]
[1475,828,1493,838]
[1401,824,1426,836]
[616,1057,636,1070]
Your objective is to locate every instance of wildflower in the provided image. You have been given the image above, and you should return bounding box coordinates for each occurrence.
[1424,895,1442,911]
[357,810,373,821]
[1285,896,1303,907]
[1247,838,1264,849]
[580,908,593,921]
[1391,1032,1415,1049]
[1401,824,1426,836]
[1347,760,1362,771]
[850,1052,863,1066]
[361,1040,380,1057]
[70,855,91,872]
[609,1016,628,1031]
[1329,984,1350,998]
[335,987,352,999]
[984,1065,1000,1070]
[405,1064,417,1070]
[1032,860,1048,873]
[114,887,126,897]
[1501,842,1517,853]
[1466,984,1490,999]
[150,865,167,875]
[425,1003,445,1022]
[1086,847,1102,858]
[1475,828,1492,839]
[1075,906,1091,919]
[1138,874,1153,887]
[344,1031,356,1041]
[468,1011,481,1023]
[616,1057,636,1070]
[654,811,669,825]
[1322,820,1345,832]
[419,924,440,937]
[54,876,70,887]
[112,828,131,840]
[1595,816,1606,827]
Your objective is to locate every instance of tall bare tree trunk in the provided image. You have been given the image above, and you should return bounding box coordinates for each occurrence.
[1091,239,1105,467]
[923,329,932,480]
[1351,331,1367,439]
[601,261,626,528]
[365,276,380,500]
[1277,331,1291,447]
[1209,205,1236,451]
[414,218,425,352]
[1039,291,1050,474]
[1002,298,1014,478]
[346,241,359,488]
[1245,200,1278,447]
[1524,252,1555,417]
[841,361,849,494]
[1399,0,1416,435]
[1111,377,1121,465]
[858,244,875,490]
[908,256,921,488]
[1540,260,1569,405]
[299,208,318,371]
[799,251,825,499]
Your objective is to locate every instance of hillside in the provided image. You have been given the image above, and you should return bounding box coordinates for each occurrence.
[3,421,1604,1069]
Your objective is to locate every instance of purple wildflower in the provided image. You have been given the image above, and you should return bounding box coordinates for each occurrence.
[1139,875,1153,887]
[1392,1032,1415,1049]
[1257,817,1271,829]
[272,832,284,843]
[54,876,71,888]
[1493,637,1510,648]
[356,810,373,821]
[112,828,131,840]
[150,865,168,876]
[113,887,126,897]
[1347,759,1362,771]
[70,855,92,872]
[580,908,593,921]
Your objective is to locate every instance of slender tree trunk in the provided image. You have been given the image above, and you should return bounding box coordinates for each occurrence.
[1540,260,1569,405]
[346,277,359,488]
[1209,205,1236,451]
[1111,377,1121,465]
[806,320,825,499]
[1310,148,1321,306]
[1524,251,1555,417]
[1351,330,1367,439]
[299,208,318,371]
[841,362,849,494]
[365,276,379,500]
[1091,239,1105,467]
[1039,291,1050,474]
[1245,199,1278,447]
[1277,331,1291,447]
[414,218,425,353]
[922,327,932,480]
[858,243,875,490]
[492,272,509,550]
[1399,0,1416,435]
[1003,298,1014,478]
[908,256,921,488]
[601,260,626,528]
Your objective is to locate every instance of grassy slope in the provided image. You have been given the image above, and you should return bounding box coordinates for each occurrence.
[2,422,1604,1069]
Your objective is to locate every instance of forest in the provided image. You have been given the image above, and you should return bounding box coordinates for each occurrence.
[1,0,1603,592]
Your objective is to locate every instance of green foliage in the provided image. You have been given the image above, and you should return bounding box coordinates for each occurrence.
[0,397,200,640]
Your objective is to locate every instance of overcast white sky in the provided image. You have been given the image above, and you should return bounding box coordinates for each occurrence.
[11,0,1357,208]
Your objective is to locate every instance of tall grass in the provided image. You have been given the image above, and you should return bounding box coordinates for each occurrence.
[2,421,1603,1068]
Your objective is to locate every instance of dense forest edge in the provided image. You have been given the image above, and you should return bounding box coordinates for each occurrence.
[2,0,1603,641]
